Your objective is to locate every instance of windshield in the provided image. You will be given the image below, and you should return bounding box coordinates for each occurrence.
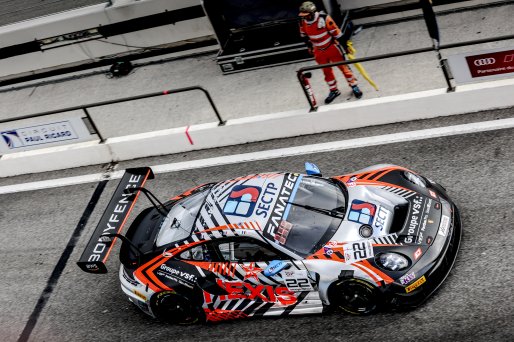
[279,177,346,257]
[155,188,210,247]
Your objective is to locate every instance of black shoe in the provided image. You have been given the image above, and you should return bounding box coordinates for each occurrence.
[325,90,341,104]
[352,85,363,99]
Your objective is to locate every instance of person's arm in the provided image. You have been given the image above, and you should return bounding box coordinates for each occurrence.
[325,15,342,40]
[325,15,348,52]
[299,22,313,54]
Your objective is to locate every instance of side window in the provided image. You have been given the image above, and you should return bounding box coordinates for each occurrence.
[179,243,218,261]
[217,240,285,262]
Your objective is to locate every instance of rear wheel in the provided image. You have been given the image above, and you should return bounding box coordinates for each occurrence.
[331,279,381,315]
[151,290,203,324]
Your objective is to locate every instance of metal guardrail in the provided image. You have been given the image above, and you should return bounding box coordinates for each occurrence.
[0,86,225,143]
[297,33,514,111]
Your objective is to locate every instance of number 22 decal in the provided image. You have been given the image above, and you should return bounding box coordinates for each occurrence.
[281,270,314,291]
[343,240,374,263]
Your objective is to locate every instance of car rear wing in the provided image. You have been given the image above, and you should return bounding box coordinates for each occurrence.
[77,167,154,274]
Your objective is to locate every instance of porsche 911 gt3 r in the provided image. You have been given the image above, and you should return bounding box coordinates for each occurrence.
[78,163,461,323]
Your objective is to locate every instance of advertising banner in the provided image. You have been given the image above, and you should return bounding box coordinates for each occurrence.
[448,47,514,84]
[0,117,94,154]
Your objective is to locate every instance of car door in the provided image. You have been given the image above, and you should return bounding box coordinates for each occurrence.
[214,237,322,316]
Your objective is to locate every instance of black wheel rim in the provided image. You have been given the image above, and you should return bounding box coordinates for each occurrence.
[156,293,198,324]
[338,281,377,314]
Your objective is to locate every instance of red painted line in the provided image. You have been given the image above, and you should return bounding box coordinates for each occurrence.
[185,125,194,145]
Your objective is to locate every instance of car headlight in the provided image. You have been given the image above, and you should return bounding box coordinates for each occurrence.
[376,253,409,271]
[403,171,426,188]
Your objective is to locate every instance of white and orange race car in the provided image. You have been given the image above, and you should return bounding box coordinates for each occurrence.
[78,164,461,323]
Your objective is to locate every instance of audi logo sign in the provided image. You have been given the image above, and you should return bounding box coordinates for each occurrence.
[449,48,514,83]
[473,58,496,66]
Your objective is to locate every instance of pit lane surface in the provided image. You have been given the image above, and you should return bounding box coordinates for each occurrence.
[1,110,513,341]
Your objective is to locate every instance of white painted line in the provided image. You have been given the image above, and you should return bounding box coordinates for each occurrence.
[151,117,514,173]
[0,174,105,194]
[1,117,513,195]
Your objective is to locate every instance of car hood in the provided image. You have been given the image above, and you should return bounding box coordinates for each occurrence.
[331,179,443,247]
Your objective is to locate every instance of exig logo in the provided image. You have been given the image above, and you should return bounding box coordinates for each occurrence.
[473,58,496,66]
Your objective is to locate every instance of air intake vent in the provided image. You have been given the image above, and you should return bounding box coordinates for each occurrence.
[390,203,409,234]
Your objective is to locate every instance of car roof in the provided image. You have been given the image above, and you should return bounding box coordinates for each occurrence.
[188,172,303,244]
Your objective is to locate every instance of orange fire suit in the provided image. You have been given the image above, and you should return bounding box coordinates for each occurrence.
[300,12,357,91]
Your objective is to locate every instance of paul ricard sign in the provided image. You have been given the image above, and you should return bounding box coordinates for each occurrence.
[0,118,94,154]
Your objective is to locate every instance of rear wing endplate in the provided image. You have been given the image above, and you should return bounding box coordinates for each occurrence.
[77,167,154,273]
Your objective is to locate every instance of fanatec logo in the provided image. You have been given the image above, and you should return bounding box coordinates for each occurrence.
[473,58,496,66]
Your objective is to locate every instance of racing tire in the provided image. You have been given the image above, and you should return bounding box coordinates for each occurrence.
[331,278,381,315]
[151,290,204,325]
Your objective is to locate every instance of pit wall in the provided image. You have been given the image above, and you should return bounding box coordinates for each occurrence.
[1,78,513,178]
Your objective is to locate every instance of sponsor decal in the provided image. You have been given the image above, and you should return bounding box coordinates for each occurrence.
[133,290,147,301]
[123,269,140,286]
[281,270,314,292]
[156,264,197,288]
[87,173,142,263]
[428,190,437,198]
[275,220,293,244]
[255,182,279,218]
[343,240,374,263]
[1,121,79,149]
[348,200,376,225]
[223,185,261,217]
[264,260,287,276]
[426,236,433,244]
[417,198,432,245]
[399,272,416,285]
[405,275,426,293]
[264,173,301,238]
[372,206,390,231]
[241,262,263,280]
[438,215,450,237]
[323,246,334,255]
[414,247,422,260]
[346,176,357,188]
[215,280,297,305]
[403,195,425,244]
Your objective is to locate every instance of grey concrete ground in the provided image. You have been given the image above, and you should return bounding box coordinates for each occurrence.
[0,107,512,341]
[0,3,513,138]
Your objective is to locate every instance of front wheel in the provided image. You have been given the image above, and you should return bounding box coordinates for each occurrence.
[150,290,204,324]
[331,278,381,315]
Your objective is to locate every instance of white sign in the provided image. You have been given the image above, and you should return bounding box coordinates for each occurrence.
[0,118,93,154]
[447,47,514,84]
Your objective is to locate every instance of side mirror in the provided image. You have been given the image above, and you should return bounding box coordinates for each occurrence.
[263,260,290,277]
[305,162,322,177]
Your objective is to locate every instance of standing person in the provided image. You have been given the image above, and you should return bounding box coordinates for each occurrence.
[299,1,363,104]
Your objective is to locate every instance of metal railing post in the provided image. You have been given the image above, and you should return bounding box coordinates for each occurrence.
[297,71,318,112]
[83,108,105,143]
[196,87,226,125]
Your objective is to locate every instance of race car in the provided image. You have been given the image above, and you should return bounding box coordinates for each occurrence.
[77,164,461,324]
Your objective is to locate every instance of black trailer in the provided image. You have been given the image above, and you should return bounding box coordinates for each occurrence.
[202,0,352,74]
